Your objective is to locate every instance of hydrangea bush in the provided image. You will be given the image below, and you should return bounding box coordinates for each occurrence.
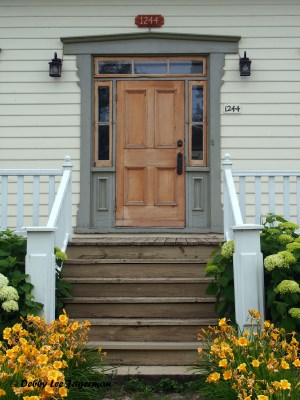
[205,214,300,333]
[0,231,43,333]
[0,230,72,333]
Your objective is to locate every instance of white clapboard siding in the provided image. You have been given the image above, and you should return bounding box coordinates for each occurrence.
[1,0,300,229]
[1,127,80,137]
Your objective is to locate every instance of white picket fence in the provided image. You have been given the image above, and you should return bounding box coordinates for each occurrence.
[0,156,73,322]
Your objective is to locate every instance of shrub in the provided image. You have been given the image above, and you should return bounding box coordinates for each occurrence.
[205,214,300,333]
[0,230,72,332]
[0,312,108,399]
[196,310,300,400]
[0,230,43,332]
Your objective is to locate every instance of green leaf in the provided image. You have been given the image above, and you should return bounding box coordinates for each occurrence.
[19,283,33,293]
[281,317,297,332]
[274,301,289,317]
[219,276,229,288]
[205,283,218,296]
[216,300,227,315]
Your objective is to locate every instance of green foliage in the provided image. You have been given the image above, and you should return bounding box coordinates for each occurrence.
[64,348,112,400]
[205,214,300,333]
[104,376,206,400]
[0,230,43,332]
[205,246,235,320]
[54,246,72,317]
[261,215,300,332]
[155,377,182,393]
[0,230,72,331]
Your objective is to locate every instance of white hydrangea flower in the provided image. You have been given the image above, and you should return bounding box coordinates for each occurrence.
[288,308,300,319]
[264,254,282,271]
[2,299,19,312]
[0,273,9,290]
[0,285,19,301]
[275,280,300,295]
[221,240,234,258]
[264,251,295,271]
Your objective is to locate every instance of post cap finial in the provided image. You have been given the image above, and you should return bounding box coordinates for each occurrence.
[63,155,73,169]
[222,153,232,167]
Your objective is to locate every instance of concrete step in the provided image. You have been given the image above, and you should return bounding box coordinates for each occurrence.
[104,365,199,376]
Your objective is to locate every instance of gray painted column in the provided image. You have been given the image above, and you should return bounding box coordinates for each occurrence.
[76,55,92,229]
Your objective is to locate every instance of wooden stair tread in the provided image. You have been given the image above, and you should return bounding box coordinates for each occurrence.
[65,258,209,264]
[75,318,218,326]
[70,236,222,246]
[64,277,211,283]
[64,296,216,303]
[87,341,200,350]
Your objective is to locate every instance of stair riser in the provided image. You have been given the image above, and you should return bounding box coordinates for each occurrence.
[70,283,208,297]
[67,245,216,260]
[102,350,199,366]
[62,263,206,279]
[88,325,203,342]
[65,303,215,319]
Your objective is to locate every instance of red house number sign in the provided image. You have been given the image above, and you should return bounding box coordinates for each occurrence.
[135,15,164,28]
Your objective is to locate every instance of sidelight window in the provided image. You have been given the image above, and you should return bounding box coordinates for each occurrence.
[189,81,207,166]
[94,82,112,167]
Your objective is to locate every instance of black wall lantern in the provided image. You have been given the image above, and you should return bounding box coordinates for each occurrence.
[49,52,62,77]
[239,51,251,76]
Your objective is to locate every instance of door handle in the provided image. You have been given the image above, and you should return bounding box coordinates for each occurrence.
[177,152,183,175]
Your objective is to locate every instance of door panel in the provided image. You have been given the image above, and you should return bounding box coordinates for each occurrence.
[116,81,185,227]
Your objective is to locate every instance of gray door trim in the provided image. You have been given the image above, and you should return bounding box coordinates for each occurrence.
[62,32,240,232]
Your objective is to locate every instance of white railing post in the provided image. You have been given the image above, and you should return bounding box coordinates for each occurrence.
[25,227,56,322]
[223,153,234,240]
[62,155,73,245]
[232,224,265,331]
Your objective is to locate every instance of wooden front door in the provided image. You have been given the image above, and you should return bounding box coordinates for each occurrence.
[116,81,185,227]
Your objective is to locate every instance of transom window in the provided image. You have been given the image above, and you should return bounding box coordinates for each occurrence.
[94,56,206,77]
[94,57,207,167]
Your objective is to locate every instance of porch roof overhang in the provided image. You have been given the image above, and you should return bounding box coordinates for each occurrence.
[61,32,241,55]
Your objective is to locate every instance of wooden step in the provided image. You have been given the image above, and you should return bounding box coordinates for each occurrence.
[67,243,218,260]
[87,341,201,366]
[66,277,212,297]
[62,258,208,279]
[64,296,216,319]
[76,318,217,342]
[64,236,220,366]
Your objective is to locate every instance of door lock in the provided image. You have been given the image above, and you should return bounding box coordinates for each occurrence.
[177,139,183,148]
[177,152,183,175]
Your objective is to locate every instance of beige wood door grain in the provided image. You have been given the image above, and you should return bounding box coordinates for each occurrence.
[116,81,185,227]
